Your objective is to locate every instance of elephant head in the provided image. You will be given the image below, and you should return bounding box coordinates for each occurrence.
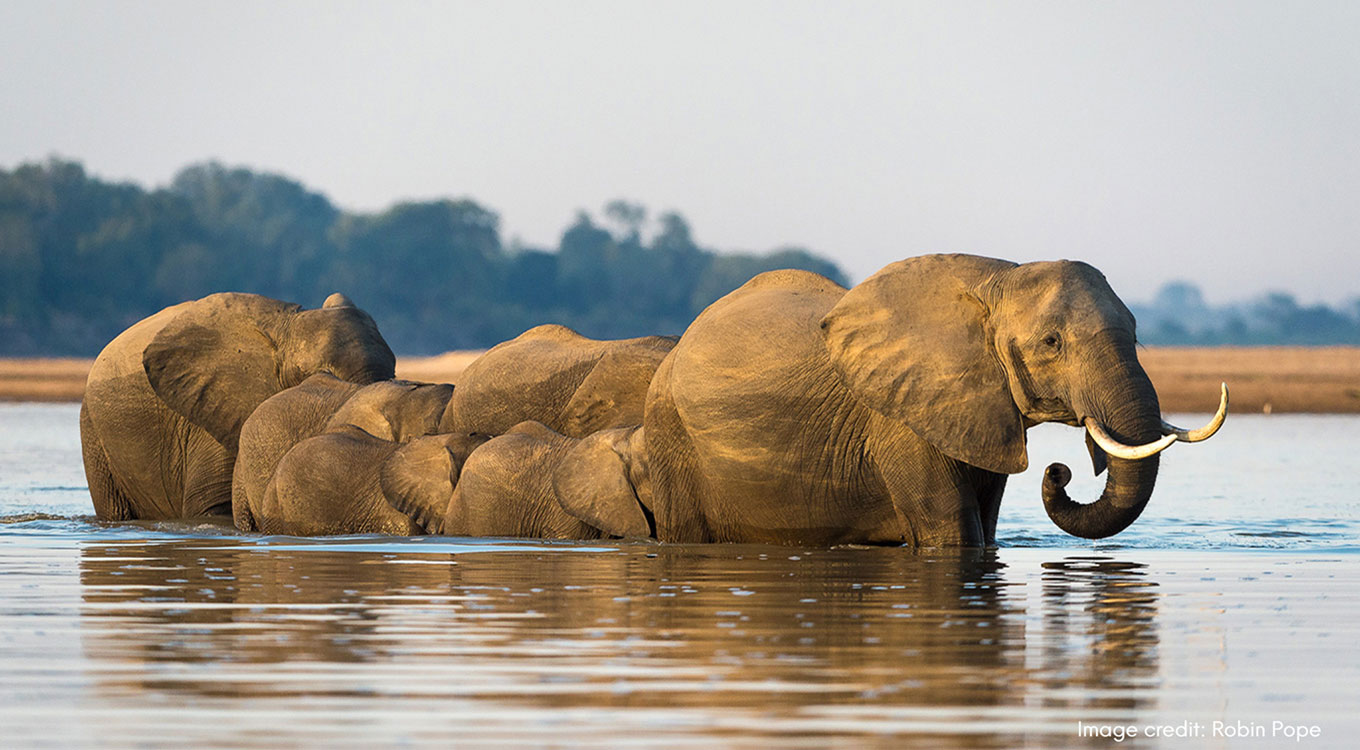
[325,380,454,442]
[381,431,492,533]
[551,426,653,538]
[387,422,653,540]
[821,254,1225,540]
[142,292,396,451]
[259,426,487,536]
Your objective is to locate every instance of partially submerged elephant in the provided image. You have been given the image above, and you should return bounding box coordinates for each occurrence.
[232,374,456,531]
[256,427,487,536]
[445,324,676,438]
[393,421,653,540]
[643,254,1226,546]
[81,292,396,521]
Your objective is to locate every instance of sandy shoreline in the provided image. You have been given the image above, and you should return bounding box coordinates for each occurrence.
[3,347,1357,414]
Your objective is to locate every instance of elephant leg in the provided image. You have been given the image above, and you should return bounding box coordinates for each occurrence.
[366,502,426,535]
[182,428,236,518]
[871,441,987,547]
[975,470,1008,546]
[81,402,135,521]
[643,369,711,543]
[232,482,258,532]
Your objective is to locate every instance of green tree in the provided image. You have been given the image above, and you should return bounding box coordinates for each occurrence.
[329,199,504,351]
[171,162,339,300]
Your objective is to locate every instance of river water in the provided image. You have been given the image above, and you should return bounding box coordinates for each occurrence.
[2,403,1357,748]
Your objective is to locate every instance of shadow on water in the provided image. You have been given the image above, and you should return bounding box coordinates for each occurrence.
[71,536,1163,747]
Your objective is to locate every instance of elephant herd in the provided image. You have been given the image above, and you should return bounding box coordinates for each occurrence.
[80,254,1228,547]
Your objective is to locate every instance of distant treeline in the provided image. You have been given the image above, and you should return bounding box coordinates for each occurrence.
[0,159,846,354]
[1129,282,1360,347]
[3,159,1357,355]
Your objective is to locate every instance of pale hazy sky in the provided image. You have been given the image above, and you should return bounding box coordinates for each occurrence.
[2,0,1357,304]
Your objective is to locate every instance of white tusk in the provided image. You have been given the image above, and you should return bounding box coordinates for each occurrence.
[1161,382,1229,443]
[1084,418,1178,460]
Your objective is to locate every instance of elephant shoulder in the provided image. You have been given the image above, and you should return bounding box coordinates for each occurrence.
[687,268,846,342]
[673,275,841,379]
[738,268,848,296]
[515,323,587,343]
[665,285,838,435]
[617,334,679,356]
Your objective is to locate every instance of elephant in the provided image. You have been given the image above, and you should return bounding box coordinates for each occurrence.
[444,324,676,438]
[255,427,487,536]
[393,421,653,540]
[232,373,456,531]
[80,292,396,521]
[642,254,1226,547]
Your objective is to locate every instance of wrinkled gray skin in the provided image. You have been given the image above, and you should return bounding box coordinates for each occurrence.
[392,421,653,540]
[258,428,486,536]
[645,254,1164,547]
[232,374,456,531]
[445,324,676,438]
[81,292,395,521]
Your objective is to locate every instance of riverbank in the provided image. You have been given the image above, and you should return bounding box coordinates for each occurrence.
[3,347,1358,413]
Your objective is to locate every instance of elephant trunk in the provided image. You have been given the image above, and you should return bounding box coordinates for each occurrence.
[1042,338,1163,539]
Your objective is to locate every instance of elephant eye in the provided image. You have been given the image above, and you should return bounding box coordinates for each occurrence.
[1042,333,1062,350]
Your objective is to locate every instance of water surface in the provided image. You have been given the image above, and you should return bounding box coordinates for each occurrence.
[2,403,1357,748]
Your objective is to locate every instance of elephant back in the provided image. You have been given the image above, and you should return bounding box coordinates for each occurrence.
[447,325,675,438]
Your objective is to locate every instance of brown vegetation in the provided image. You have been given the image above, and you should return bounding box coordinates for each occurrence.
[392,351,485,385]
[1140,346,1360,414]
[4,347,1359,413]
[0,358,95,402]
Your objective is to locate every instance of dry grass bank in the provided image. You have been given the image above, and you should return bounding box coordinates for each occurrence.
[1140,346,1360,414]
[4,347,1358,414]
[0,358,95,402]
[393,351,485,385]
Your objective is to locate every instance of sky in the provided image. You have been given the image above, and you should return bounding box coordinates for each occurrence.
[2,0,1357,305]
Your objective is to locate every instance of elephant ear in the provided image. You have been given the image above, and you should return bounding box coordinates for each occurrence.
[381,435,460,534]
[820,254,1028,474]
[551,428,651,538]
[143,294,298,451]
[559,348,667,437]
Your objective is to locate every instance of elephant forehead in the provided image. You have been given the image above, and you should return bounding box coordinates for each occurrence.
[1002,261,1131,320]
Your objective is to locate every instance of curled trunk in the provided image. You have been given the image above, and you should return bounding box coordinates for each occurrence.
[1043,338,1163,539]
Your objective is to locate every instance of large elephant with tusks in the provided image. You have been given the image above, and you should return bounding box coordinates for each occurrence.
[640,254,1226,546]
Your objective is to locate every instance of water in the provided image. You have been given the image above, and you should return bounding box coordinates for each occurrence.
[2,403,1358,748]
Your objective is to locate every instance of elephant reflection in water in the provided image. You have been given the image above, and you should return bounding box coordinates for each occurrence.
[1037,557,1162,712]
[76,538,464,674]
[77,540,1159,734]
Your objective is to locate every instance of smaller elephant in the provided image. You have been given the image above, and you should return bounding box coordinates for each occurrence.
[395,421,653,541]
[444,325,676,438]
[232,374,456,531]
[81,292,395,521]
[256,427,487,536]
